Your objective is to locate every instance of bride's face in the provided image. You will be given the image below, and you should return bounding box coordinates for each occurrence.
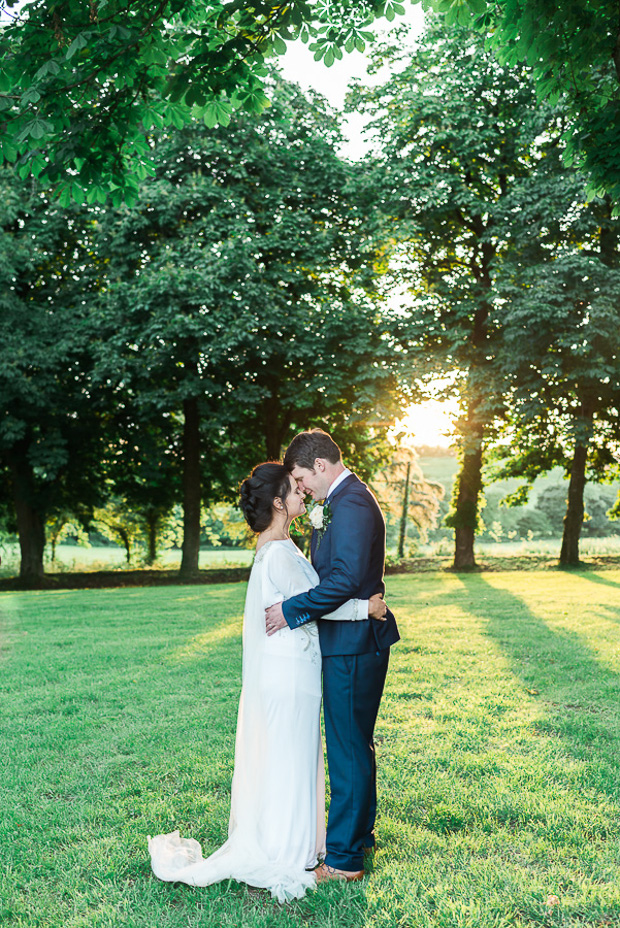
[284,473,306,519]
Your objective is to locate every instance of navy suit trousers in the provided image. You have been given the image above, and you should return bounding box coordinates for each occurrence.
[322,647,390,872]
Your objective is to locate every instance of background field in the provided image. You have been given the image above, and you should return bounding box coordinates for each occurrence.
[2,571,620,927]
[0,544,254,577]
[2,456,619,581]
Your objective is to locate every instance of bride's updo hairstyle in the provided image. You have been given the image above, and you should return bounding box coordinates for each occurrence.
[239,462,292,533]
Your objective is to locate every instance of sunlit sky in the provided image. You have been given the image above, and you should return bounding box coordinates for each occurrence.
[395,401,457,449]
[280,4,425,161]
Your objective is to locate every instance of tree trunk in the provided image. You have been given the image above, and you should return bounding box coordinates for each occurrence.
[16,502,46,584]
[120,528,131,565]
[559,441,588,567]
[8,456,46,585]
[452,442,483,569]
[398,461,411,559]
[600,197,618,267]
[449,278,491,570]
[451,412,484,570]
[145,511,159,566]
[262,387,292,461]
[180,396,201,578]
[265,415,281,461]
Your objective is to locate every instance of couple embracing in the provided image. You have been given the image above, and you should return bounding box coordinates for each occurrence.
[149,429,400,903]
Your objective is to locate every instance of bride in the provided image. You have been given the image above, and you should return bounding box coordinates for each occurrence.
[148,462,386,903]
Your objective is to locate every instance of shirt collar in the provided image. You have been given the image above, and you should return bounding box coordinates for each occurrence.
[326,467,352,502]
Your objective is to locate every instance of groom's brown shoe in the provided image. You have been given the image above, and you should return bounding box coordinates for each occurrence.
[314,862,365,883]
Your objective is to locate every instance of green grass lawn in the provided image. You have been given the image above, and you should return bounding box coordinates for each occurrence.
[2,571,620,927]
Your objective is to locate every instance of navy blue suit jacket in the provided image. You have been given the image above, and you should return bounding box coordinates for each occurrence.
[281,473,400,656]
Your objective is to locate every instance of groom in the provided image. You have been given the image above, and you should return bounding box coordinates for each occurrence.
[265,428,399,882]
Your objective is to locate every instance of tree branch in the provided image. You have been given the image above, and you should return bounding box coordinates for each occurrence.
[613,0,620,84]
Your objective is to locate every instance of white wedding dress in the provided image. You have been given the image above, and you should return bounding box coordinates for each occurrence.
[148,539,365,903]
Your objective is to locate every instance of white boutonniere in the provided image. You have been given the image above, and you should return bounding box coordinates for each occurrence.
[309,501,332,549]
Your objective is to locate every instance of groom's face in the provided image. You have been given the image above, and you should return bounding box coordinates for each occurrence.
[290,463,331,502]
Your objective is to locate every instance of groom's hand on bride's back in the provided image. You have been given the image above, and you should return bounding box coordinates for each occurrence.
[369,593,387,621]
[265,602,288,636]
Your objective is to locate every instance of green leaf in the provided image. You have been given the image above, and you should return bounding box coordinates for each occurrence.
[216,105,231,127]
[169,105,186,129]
[57,185,72,207]
[2,139,18,162]
[185,85,206,108]
[110,187,125,208]
[142,43,168,67]
[85,184,108,205]
[203,105,218,128]
[66,32,89,60]
[29,118,50,140]
[20,87,41,106]
[71,182,86,204]
[31,155,47,177]
[33,60,61,81]
[16,117,53,143]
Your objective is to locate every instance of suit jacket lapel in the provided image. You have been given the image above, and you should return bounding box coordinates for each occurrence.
[310,474,359,566]
[327,472,358,504]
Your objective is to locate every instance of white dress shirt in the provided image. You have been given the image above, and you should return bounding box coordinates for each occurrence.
[325,467,352,501]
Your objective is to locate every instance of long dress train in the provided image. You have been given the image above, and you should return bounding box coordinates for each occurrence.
[148,539,362,903]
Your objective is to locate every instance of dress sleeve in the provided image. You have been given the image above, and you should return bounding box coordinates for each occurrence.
[322,599,369,622]
[261,546,306,611]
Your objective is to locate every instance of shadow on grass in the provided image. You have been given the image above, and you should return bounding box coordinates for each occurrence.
[458,574,620,799]
[572,571,620,590]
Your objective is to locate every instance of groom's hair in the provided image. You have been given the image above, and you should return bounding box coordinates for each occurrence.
[284,429,342,471]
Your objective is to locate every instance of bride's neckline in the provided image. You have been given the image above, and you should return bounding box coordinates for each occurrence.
[255,537,293,553]
[254,538,295,562]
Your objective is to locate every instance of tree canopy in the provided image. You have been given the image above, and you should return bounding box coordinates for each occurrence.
[423,0,620,206]
[0,0,405,202]
[489,183,620,565]
[351,14,620,567]
[0,172,109,579]
[351,18,550,567]
[0,72,402,581]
